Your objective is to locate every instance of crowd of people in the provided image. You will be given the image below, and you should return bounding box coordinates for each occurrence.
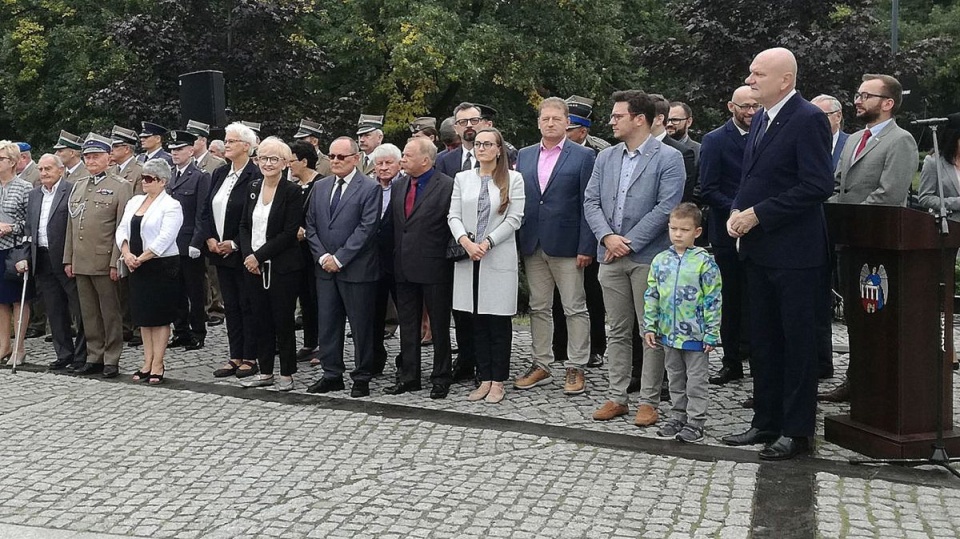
[1,46,951,460]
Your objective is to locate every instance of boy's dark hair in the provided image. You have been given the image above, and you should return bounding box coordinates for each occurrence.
[670,202,702,227]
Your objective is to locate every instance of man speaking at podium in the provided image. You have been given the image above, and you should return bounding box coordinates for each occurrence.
[722,48,834,460]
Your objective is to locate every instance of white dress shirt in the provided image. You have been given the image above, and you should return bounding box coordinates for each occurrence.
[37,179,61,248]
[251,191,273,253]
[212,168,242,239]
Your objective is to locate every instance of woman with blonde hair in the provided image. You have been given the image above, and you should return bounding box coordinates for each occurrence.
[0,140,33,366]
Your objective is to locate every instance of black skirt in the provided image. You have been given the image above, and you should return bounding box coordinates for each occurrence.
[129,256,181,327]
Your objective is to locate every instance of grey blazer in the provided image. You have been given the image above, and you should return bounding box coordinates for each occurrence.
[831,120,918,205]
[918,154,960,221]
[25,178,72,271]
[583,138,685,264]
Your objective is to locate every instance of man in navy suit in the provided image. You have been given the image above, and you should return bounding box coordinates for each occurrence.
[699,85,759,386]
[514,97,597,395]
[811,95,849,173]
[137,122,174,168]
[305,137,381,398]
[722,48,834,460]
[167,130,212,350]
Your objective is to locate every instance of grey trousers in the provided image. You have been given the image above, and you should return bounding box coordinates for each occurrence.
[664,346,710,427]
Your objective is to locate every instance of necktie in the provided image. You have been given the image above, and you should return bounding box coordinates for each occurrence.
[175,169,181,183]
[404,178,418,218]
[462,153,473,172]
[330,178,344,214]
[753,112,770,149]
[854,129,872,159]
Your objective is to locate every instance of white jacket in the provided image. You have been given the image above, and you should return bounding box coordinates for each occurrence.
[115,191,183,258]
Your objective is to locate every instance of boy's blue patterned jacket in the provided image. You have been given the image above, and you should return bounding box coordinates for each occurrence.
[643,245,722,349]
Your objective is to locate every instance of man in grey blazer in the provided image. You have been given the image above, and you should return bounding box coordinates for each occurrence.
[25,154,87,370]
[583,90,685,425]
[820,73,919,403]
[305,137,382,398]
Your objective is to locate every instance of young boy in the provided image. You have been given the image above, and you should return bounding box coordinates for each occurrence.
[643,203,722,443]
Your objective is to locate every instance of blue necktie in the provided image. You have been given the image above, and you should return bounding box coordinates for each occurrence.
[330,179,344,214]
[753,112,770,149]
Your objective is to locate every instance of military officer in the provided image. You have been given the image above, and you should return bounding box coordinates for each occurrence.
[137,122,174,167]
[292,119,332,175]
[241,121,262,145]
[357,114,384,175]
[565,95,612,154]
[53,131,88,182]
[15,143,40,186]
[109,126,144,194]
[185,120,226,174]
[64,133,134,377]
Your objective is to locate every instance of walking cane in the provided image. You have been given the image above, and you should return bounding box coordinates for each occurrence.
[10,267,28,375]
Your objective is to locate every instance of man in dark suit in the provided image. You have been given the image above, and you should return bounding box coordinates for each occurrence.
[515,97,597,396]
[167,130,212,350]
[305,137,381,398]
[811,95,849,173]
[722,48,834,460]
[137,122,174,167]
[651,95,699,204]
[699,85,759,386]
[667,101,702,166]
[384,137,455,398]
[26,154,87,370]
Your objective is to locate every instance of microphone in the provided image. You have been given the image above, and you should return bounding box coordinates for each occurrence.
[912,117,950,126]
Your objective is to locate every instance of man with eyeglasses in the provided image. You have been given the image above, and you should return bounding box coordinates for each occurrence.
[699,86,758,388]
[819,74,918,403]
[666,101,701,167]
[811,95,850,172]
[651,95,699,205]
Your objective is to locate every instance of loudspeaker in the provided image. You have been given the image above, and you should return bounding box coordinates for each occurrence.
[179,70,227,129]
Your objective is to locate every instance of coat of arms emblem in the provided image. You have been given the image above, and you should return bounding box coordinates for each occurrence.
[859,264,889,313]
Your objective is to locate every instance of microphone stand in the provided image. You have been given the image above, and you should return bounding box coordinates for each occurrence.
[850,123,960,478]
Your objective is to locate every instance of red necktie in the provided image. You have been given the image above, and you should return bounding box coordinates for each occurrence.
[404,178,418,218]
[854,129,872,159]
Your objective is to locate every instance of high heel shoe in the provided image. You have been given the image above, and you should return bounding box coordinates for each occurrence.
[132,370,150,382]
[148,371,165,385]
[467,381,492,401]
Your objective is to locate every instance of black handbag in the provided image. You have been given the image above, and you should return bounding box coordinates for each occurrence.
[446,232,474,262]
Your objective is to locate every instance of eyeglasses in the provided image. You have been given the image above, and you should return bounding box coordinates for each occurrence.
[823,110,842,116]
[475,141,500,150]
[666,117,689,124]
[329,152,358,161]
[141,175,160,184]
[0,157,10,162]
[609,113,636,122]
[732,103,762,111]
[258,156,284,165]
[224,138,246,145]
[853,92,892,102]
[455,117,483,127]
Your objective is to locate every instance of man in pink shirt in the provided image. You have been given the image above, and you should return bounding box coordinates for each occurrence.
[515,97,598,395]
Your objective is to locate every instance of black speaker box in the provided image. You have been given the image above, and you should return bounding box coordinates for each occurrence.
[179,70,227,129]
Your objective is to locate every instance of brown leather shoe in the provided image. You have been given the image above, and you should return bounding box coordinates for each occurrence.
[514,364,552,389]
[592,401,628,421]
[818,381,850,403]
[563,368,586,395]
[634,404,659,426]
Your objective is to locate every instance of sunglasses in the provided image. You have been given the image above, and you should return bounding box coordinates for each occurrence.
[141,175,161,184]
[329,152,358,161]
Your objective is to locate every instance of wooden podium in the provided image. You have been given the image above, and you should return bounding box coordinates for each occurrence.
[825,204,960,458]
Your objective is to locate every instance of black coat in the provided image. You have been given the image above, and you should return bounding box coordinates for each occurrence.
[238,177,305,275]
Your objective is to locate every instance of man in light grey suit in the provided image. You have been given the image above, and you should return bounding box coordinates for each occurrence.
[831,74,918,206]
[583,90,685,425]
[821,73,919,403]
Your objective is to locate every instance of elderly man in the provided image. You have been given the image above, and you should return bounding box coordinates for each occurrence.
[811,95,850,172]
[137,122,173,167]
[370,143,403,375]
[64,134,133,377]
[357,114,384,175]
[385,137,455,398]
[25,154,87,370]
[209,140,226,160]
[53,131,88,182]
[15,143,39,186]
[305,137,381,398]
[109,126,144,194]
[722,48,834,460]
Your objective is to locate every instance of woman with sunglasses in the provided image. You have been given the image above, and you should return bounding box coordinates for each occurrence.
[116,159,184,384]
[448,127,525,403]
[237,137,304,390]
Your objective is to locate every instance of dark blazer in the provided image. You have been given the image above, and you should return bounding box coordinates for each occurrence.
[305,169,381,283]
[699,119,748,248]
[436,147,465,178]
[662,134,699,204]
[517,140,597,258]
[238,178,304,275]
[377,180,396,277]
[390,170,454,284]
[24,178,72,271]
[832,131,850,172]
[138,149,174,168]
[202,159,262,268]
[166,162,212,255]
[732,92,834,269]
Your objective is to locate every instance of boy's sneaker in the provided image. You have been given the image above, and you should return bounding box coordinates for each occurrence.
[656,419,684,439]
[676,424,704,443]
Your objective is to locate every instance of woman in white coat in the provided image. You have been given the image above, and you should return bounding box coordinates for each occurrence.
[116,158,184,384]
[448,128,525,403]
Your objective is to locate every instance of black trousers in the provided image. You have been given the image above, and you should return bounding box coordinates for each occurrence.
[174,255,208,341]
[373,273,397,374]
[396,280,453,386]
[316,276,377,383]
[35,247,86,364]
[216,265,257,361]
[298,244,318,350]
[468,260,511,381]
[745,261,823,438]
[551,259,606,361]
[245,268,300,376]
[714,246,748,373]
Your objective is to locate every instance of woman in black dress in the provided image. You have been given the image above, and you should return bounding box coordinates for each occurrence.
[117,159,184,384]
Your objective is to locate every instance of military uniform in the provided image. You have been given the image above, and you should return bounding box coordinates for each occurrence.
[357,114,384,176]
[64,170,133,367]
[584,134,611,154]
[65,162,89,182]
[196,151,226,174]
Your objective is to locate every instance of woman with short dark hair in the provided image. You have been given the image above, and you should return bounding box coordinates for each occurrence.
[289,139,321,363]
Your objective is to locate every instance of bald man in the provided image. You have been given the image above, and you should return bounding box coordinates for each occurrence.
[722,48,834,460]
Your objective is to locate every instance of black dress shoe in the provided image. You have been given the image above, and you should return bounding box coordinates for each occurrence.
[75,363,104,375]
[430,384,450,399]
[127,335,143,348]
[451,364,475,382]
[709,366,744,385]
[587,354,604,368]
[759,436,812,460]
[44,335,54,343]
[65,362,85,373]
[25,327,45,339]
[296,347,318,362]
[206,317,224,327]
[817,381,850,403]
[49,358,73,370]
[383,381,422,395]
[351,381,370,398]
[721,427,779,446]
[102,365,120,378]
[184,338,205,351]
[306,377,345,394]
[169,335,193,347]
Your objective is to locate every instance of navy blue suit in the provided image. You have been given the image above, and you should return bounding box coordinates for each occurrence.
[832,131,850,173]
[699,119,749,373]
[732,92,834,438]
[436,147,467,178]
[167,162,211,342]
